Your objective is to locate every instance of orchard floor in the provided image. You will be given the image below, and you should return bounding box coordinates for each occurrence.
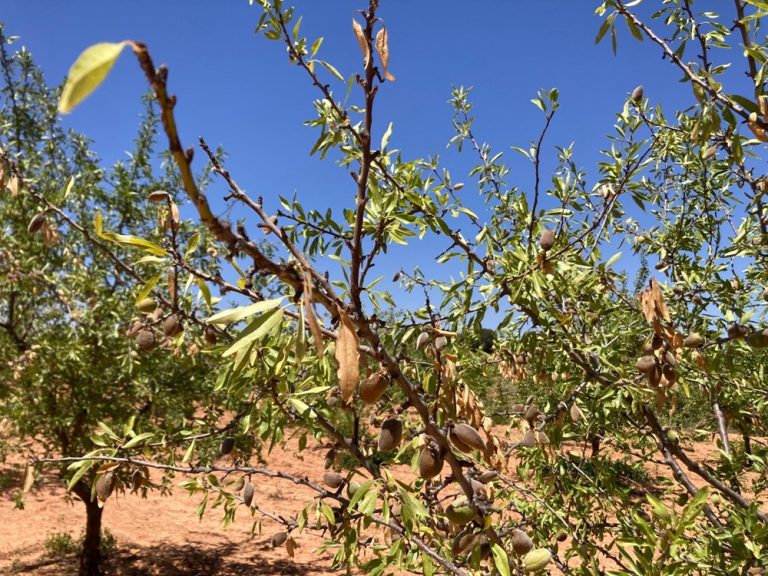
[1,431,765,575]
[0,439,340,575]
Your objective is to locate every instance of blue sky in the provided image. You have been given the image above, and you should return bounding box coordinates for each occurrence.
[2,1,729,316]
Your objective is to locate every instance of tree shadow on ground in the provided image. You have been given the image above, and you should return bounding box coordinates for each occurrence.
[104,542,325,576]
[9,542,328,576]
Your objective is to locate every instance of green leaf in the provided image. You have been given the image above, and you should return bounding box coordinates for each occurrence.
[310,37,323,57]
[63,176,75,200]
[287,397,312,416]
[107,233,167,256]
[647,493,673,524]
[595,13,615,44]
[59,42,128,114]
[206,297,285,325]
[122,432,154,449]
[67,460,95,491]
[381,122,394,151]
[185,232,200,258]
[422,554,435,576]
[196,278,212,308]
[182,439,196,463]
[134,255,167,265]
[222,307,284,357]
[318,60,344,82]
[491,544,510,576]
[348,479,375,509]
[135,271,163,304]
[97,421,119,440]
[605,251,622,268]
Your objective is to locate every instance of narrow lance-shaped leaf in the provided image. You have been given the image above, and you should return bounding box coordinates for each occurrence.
[491,544,511,576]
[303,271,325,356]
[335,306,359,403]
[206,297,285,326]
[59,41,128,114]
[222,307,285,358]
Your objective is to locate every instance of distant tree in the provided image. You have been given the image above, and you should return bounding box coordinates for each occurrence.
[29,1,768,574]
[0,28,231,576]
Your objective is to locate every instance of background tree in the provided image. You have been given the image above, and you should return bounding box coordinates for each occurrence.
[0,28,239,576]
[25,1,768,575]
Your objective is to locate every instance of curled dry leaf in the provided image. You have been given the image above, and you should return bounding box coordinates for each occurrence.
[352,19,370,67]
[638,279,669,324]
[759,95,768,120]
[335,306,359,403]
[285,536,297,558]
[375,26,395,81]
[303,271,324,356]
[165,200,180,232]
[749,112,768,142]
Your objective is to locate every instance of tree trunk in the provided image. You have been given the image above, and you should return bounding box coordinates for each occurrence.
[72,481,103,576]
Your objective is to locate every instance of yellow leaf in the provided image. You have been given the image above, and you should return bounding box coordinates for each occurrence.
[352,19,370,67]
[375,26,395,81]
[59,42,128,114]
[335,306,359,403]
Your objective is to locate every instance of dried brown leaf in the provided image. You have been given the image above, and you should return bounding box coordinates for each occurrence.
[303,272,324,357]
[375,26,395,81]
[692,349,708,371]
[352,19,370,67]
[168,200,180,232]
[41,221,60,246]
[749,112,768,142]
[167,268,176,304]
[639,278,669,323]
[335,305,359,403]
[285,536,297,558]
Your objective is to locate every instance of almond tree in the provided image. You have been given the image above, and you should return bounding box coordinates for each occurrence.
[34,1,768,574]
[0,28,235,576]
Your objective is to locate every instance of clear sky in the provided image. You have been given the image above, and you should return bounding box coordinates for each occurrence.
[2,1,725,317]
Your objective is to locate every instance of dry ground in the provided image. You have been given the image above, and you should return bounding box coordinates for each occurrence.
[1,430,765,575]
[0,438,340,575]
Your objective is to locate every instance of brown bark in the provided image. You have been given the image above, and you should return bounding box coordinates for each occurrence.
[72,481,103,576]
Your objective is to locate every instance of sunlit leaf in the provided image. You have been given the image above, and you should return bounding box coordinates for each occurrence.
[59,42,128,114]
